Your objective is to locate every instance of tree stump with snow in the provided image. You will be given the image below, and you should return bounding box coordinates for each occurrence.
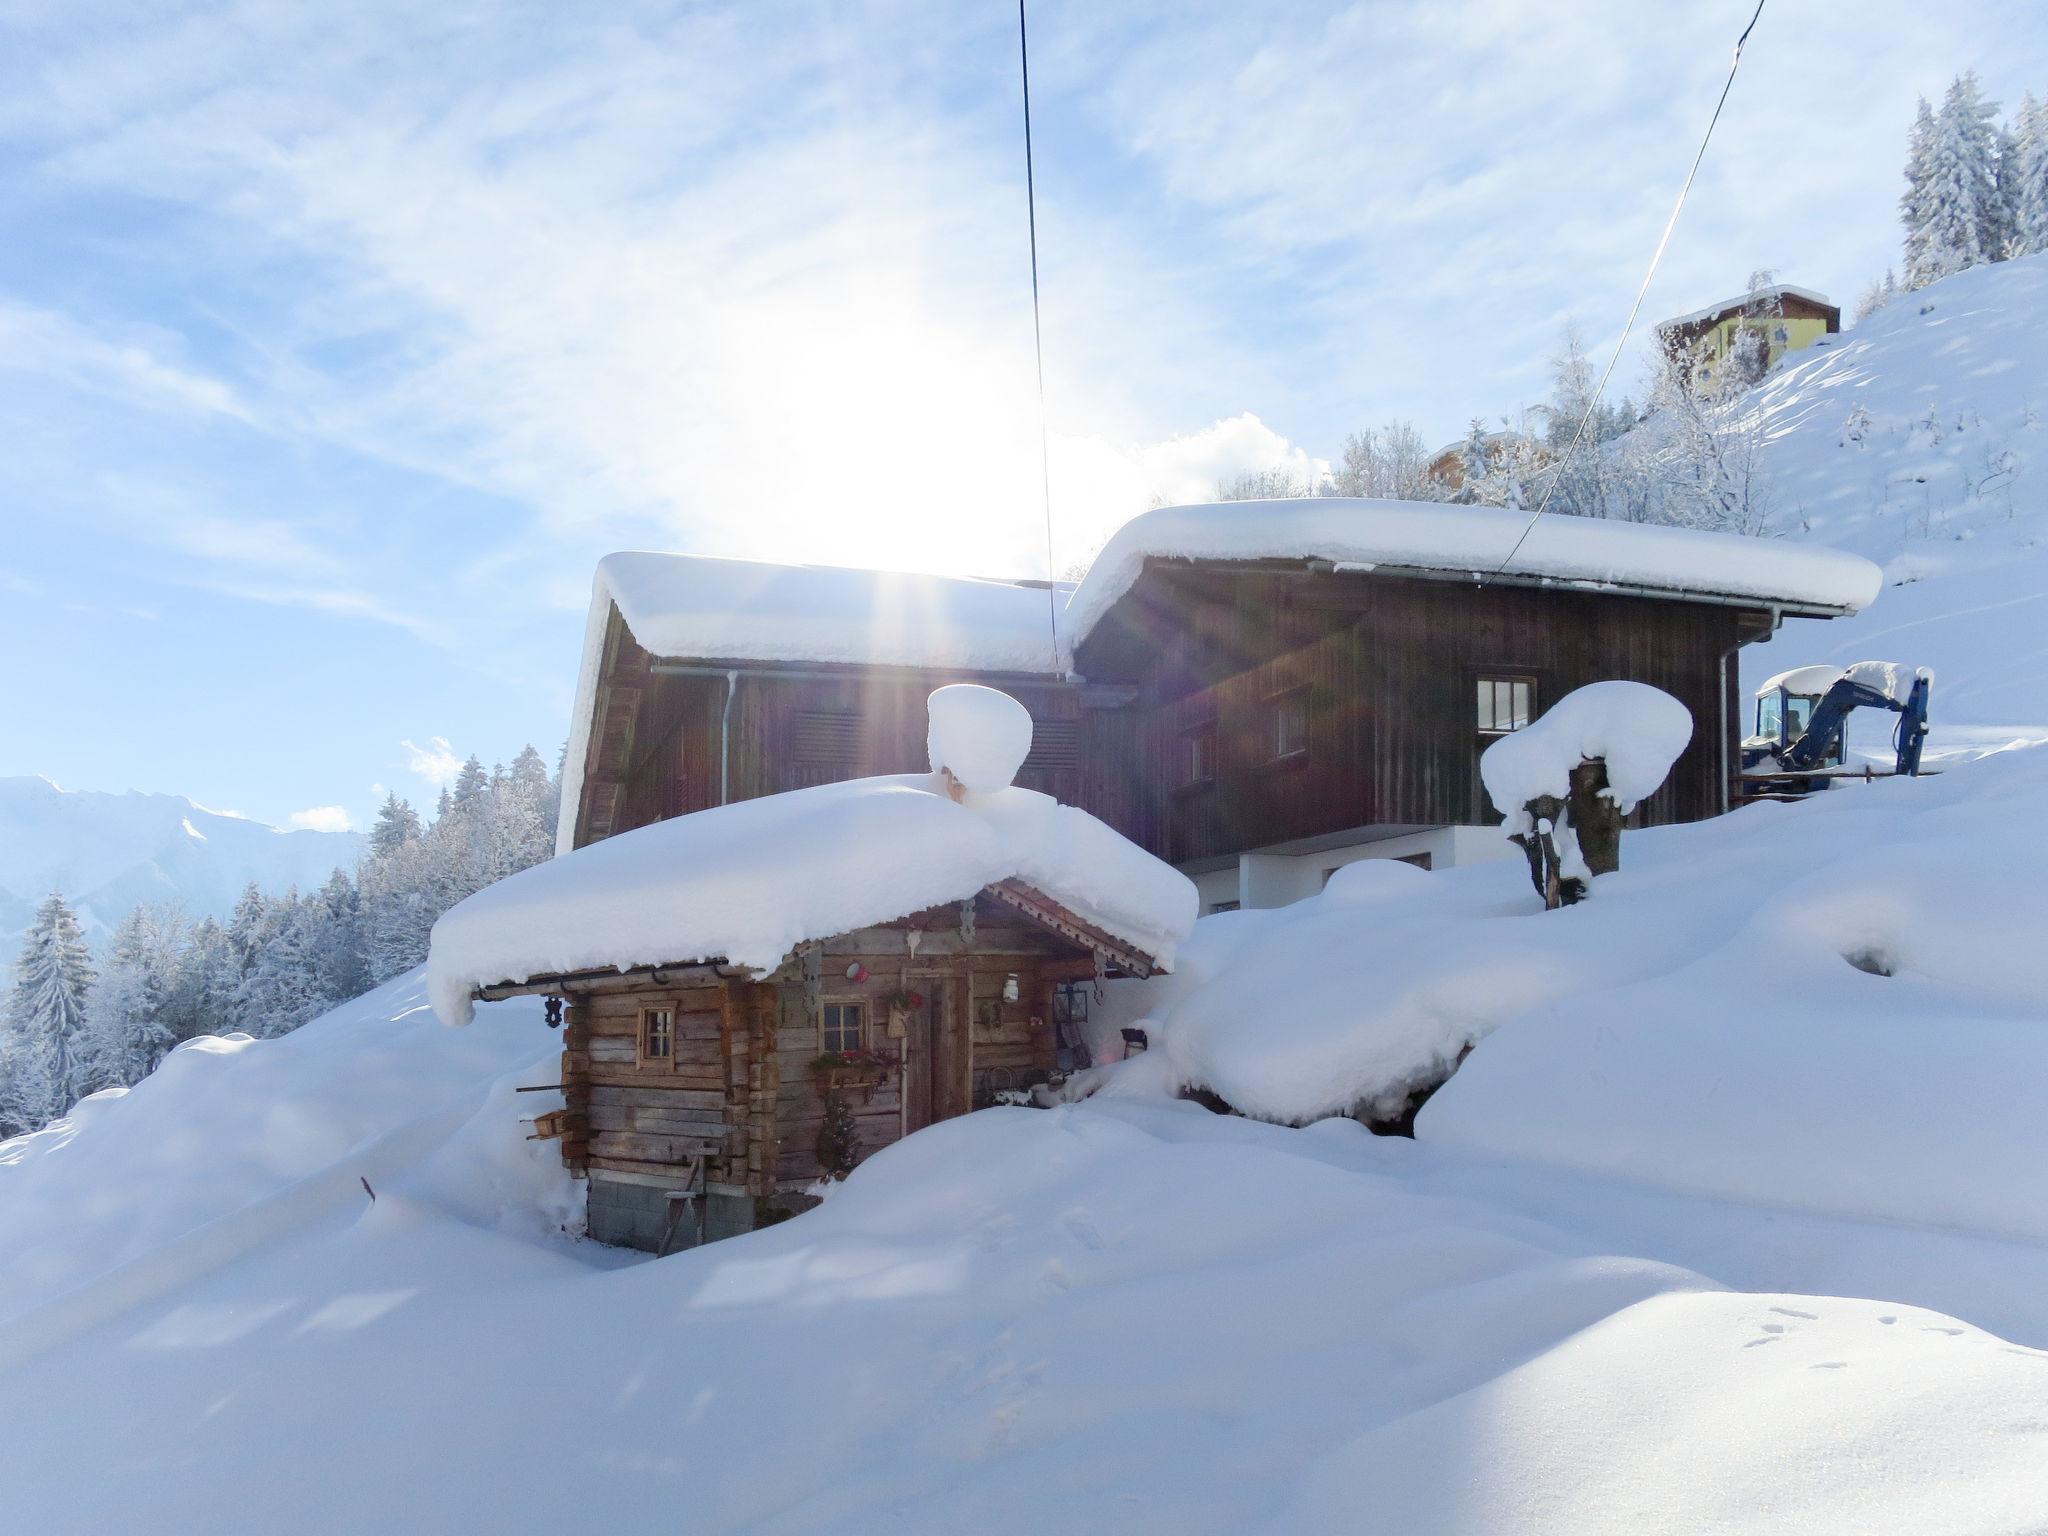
[1566,758,1624,880]
[1484,681,1693,909]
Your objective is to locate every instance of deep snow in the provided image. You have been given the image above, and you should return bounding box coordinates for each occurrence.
[7,754,2048,1531]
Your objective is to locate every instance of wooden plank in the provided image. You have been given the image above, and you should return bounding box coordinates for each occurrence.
[587,1085,728,1112]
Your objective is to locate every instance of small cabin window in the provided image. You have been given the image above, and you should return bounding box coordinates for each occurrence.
[1052,981,1090,1025]
[1182,722,1217,785]
[1268,689,1308,759]
[820,1001,865,1054]
[639,1007,673,1064]
[1209,899,1241,914]
[1476,675,1534,734]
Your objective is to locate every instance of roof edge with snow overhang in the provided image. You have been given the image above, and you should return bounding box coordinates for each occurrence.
[1654,284,1837,335]
[1061,498,1884,652]
[435,771,1199,1026]
[555,552,1069,856]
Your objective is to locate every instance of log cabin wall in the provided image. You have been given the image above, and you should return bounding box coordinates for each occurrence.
[761,898,1083,1191]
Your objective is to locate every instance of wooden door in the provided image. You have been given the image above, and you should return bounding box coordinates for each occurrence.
[902,988,935,1134]
[929,980,972,1123]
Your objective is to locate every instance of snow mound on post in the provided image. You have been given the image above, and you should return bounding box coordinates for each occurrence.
[1480,682,1693,835]
[927,684,1033,793]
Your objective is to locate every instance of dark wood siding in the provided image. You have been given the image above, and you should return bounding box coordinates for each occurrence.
[578,562,1753,869]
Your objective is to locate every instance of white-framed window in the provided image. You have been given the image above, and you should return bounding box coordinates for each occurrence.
[1476,675,1535,735]
[639,1006,673,1064]
[820,1000,865,1054]
[1268,689,1308,759]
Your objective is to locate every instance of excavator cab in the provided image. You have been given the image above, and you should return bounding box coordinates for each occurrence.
[1740,662,1931,801]
[1746,666,1844,768]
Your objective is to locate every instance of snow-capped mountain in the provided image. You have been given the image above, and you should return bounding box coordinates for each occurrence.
[1733,254,2048,757]
[0,776,360,951]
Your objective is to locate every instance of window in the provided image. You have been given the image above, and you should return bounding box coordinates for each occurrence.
[1268,689,1308,759]
[1182,722,1217,785]
[1476,675,1534,734]
[639,1006,673,1064]
[1052,981,1090,1026]
[1209,899,1241,914]
[820,1001,865,1054]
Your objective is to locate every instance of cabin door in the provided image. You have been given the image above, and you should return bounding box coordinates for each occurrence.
[902,978,970,1134]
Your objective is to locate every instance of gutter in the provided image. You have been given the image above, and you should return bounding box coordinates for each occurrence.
[719,668,738,807]
[1717,604,1782,812]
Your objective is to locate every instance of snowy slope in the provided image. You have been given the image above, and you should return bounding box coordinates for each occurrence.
[4,755,2048,1530]
[1732,255,2048,758]
[0,774,359,948]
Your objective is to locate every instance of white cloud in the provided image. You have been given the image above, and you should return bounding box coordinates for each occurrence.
[400,737,462,788]
[0,300,253,423]
[286,805,354,833]
[1046,413,1329,572]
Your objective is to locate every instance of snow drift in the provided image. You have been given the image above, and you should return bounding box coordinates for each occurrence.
[1125,742,2048,1244]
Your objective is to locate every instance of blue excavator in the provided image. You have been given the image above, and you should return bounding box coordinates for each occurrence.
[1740,662,1933,801]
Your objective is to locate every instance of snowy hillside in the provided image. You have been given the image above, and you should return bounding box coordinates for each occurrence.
[1733,255,2048,758]
[0,775,359,950]
[5,752,2048,1531]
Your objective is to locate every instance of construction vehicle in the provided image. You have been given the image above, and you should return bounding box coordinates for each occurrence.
[1740,662,1932,801]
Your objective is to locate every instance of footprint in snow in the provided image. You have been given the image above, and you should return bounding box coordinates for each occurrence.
[1922,1325,1966,1337]
[1770,1306,1819,1320]
[1062,1211,1105,1252]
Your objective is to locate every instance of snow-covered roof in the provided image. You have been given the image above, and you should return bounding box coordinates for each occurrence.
[1755,664,1847,699]
[557,552,1066,856]
[430,772,1197,1026]
[1654,284,1837,335]
[1063,499,1885,648]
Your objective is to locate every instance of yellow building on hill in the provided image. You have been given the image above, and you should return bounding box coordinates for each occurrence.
[1654,283,1841,387]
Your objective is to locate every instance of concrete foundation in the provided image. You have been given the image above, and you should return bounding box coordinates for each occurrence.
[586,1174,756,1253]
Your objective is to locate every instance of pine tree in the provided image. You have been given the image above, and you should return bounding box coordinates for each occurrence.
[2011,93,2048,257]
[1458,418,1495,498]
[2,893,98,1129]
[1901,96,1940,288]
[368,792,423,856]
[308,868,370,1007]
[84,906,177,1090]
[1914,73,2007,284]
[165,915,236,1044]
[451,755,490,807]
[815,1088,862,1179]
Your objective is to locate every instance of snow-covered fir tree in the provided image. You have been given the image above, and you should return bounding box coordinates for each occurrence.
[1909,73,2009,285]
[2011,92,2048,257]
[84,906,178,1092]
[1,893,98,1131]
[1900,96,1939,288]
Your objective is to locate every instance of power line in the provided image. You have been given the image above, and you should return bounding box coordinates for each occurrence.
[1491,0,1768,575]
[1017,0,1060,659]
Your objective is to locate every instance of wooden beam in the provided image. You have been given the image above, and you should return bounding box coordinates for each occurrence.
[473,960,747,1003]
[986,879,1157,979]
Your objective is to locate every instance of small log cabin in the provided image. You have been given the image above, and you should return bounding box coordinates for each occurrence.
[427,726,1196,1250]
[559,501,1880,916]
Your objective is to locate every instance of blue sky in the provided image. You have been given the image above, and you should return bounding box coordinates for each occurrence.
[4,0,2045,831]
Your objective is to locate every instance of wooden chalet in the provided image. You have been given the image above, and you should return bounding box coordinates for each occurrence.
[428,722,1195,1252]
[1654,282,1841,382]
[558,504,1880,917]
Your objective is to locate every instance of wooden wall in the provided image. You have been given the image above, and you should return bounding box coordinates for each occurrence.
[557,897,1080,1205]
[578,563,1759,873]
[1076,564,1753,865]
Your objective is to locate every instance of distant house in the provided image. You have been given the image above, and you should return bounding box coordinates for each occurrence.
[1424,429,1546,494]
[559,501,1880,917]
[1655,283,1841,384]
[430,694,1193,1250]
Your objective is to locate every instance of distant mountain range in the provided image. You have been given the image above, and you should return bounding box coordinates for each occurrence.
[0,776,361,957]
